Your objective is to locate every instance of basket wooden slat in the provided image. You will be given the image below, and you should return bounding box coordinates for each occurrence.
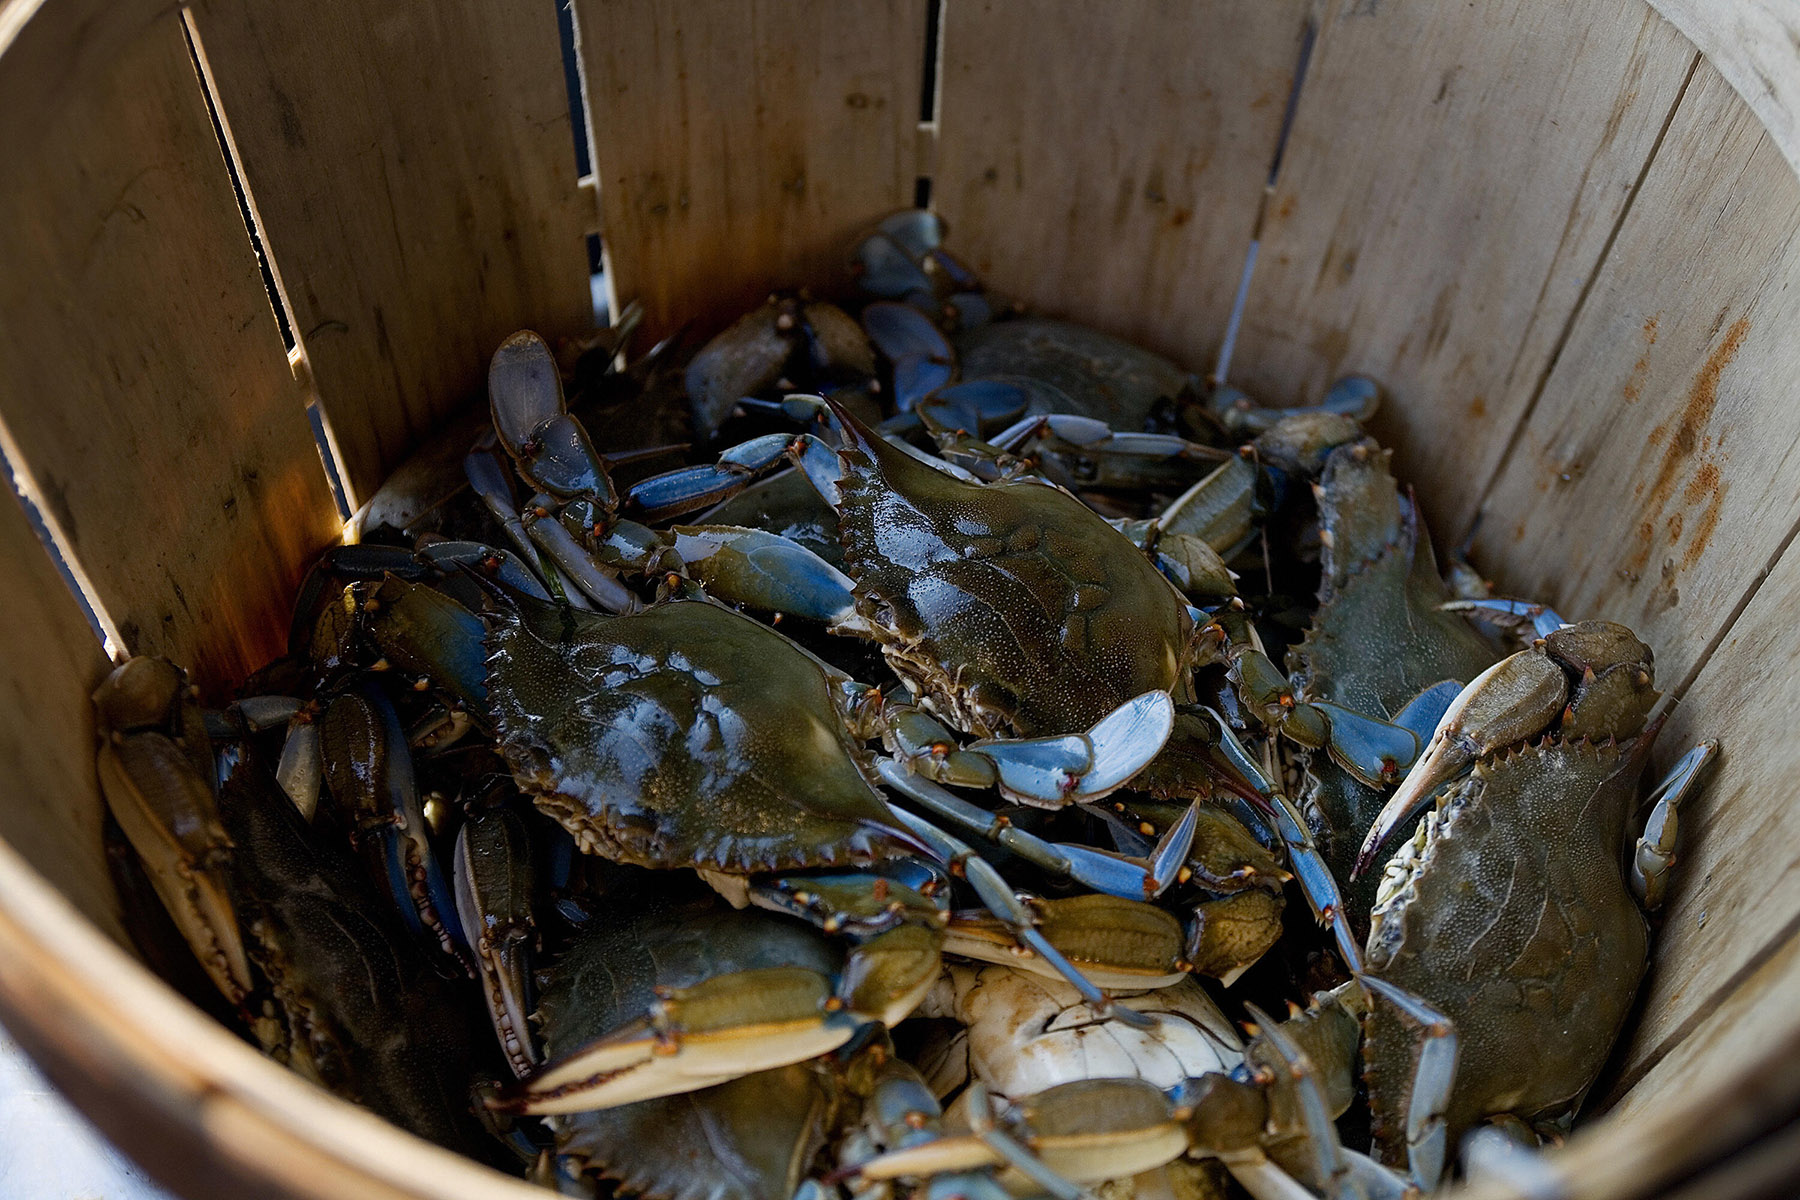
[0,1,1798,1196]
[1457,938,1800,1200]
[185,0,595,505]
[0,828,550,1200]
[930,0,1309,373]
[575,0,930,344]
[1228,0,1695,540]
[1612,540,1800,1106]
[1472,60,1800,690]
[1468,53,1800,1106]
[1646,0,1800,184]
[0,0,339,695]
[0,491,119,943]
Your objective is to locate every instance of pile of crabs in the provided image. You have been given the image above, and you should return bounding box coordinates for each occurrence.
[96,211,1716,1200]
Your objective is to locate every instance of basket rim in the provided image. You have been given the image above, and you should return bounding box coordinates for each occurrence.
[2,0,1798,1196]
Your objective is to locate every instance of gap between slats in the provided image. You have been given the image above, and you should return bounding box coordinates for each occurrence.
[182,8,354,522]
[1458,51,1704,559]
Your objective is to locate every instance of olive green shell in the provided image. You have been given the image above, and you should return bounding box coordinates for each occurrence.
[486,595,905,873]
[1291,441,1498,901]
[1362,737,1650,1160]
[554,1065,835,1200]
[832,410,1191,738]
[544,886,840,1200]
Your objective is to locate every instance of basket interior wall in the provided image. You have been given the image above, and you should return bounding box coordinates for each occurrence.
[4,0,1800,1194]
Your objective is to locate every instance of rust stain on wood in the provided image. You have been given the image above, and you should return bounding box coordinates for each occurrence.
[1623,313,1659,402]
[1621,316,1749,584]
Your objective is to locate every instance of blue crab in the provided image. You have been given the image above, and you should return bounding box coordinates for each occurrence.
[95,660,486,1152]
[1345,614,1718,1184]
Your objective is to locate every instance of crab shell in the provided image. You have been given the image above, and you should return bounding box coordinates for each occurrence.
[541,887,845,1200]
[829,406,1194,740]
[1361,733,1653,1160]
[1288,440,1499,907]
[485,593,912,875]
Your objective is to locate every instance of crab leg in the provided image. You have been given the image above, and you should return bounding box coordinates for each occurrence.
[884,806,1157,1031]
[1242,1002,1354,1198]
[1439,596,1568,638]
[1206,374,1382,438]
[464,448,602,611]
[623,433,795,520]
[987,414,1232,493]
[874,760,1196,902]
[1222,1156,1327,1200]
[1201,710,1366,974]
[1359,975,1458,1192]
[319,681,471,970]
[520,494,640,611]
[452,806,540,1078]
[1632,739,1719,909]
[847,1058,1079,1200]
[964,1080,1103,1200]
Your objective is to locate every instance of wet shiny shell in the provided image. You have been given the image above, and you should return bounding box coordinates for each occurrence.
[833,417,1191,738]
[486,595,904,873]
[1361,737,1650,1160]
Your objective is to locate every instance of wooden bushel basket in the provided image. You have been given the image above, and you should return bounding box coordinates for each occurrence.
[2,1,1797,1196]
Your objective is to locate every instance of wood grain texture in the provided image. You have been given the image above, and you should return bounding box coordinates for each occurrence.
[187,0,594,504]
[0,490,120,944]
[932,0,1307,372]
[1603,545,1800,1093]
[1471,61,1800,696]
[1228,0,1696,539]
[0,0,341,697]
[1647,0,1800,186]
[577,0,929,343]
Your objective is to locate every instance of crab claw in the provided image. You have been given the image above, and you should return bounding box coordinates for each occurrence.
[1353,650,1569,878]
[489,330,621,509]
[940,893,1190,990]
[1311,700,1422,789]
[486,965,863,1114]
[972,690,1176,807]
[862,300,955,411]
[96,729,252,1007]
[669,525,859,624]
[93,659,253,1009]
[453,808,540,1078]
